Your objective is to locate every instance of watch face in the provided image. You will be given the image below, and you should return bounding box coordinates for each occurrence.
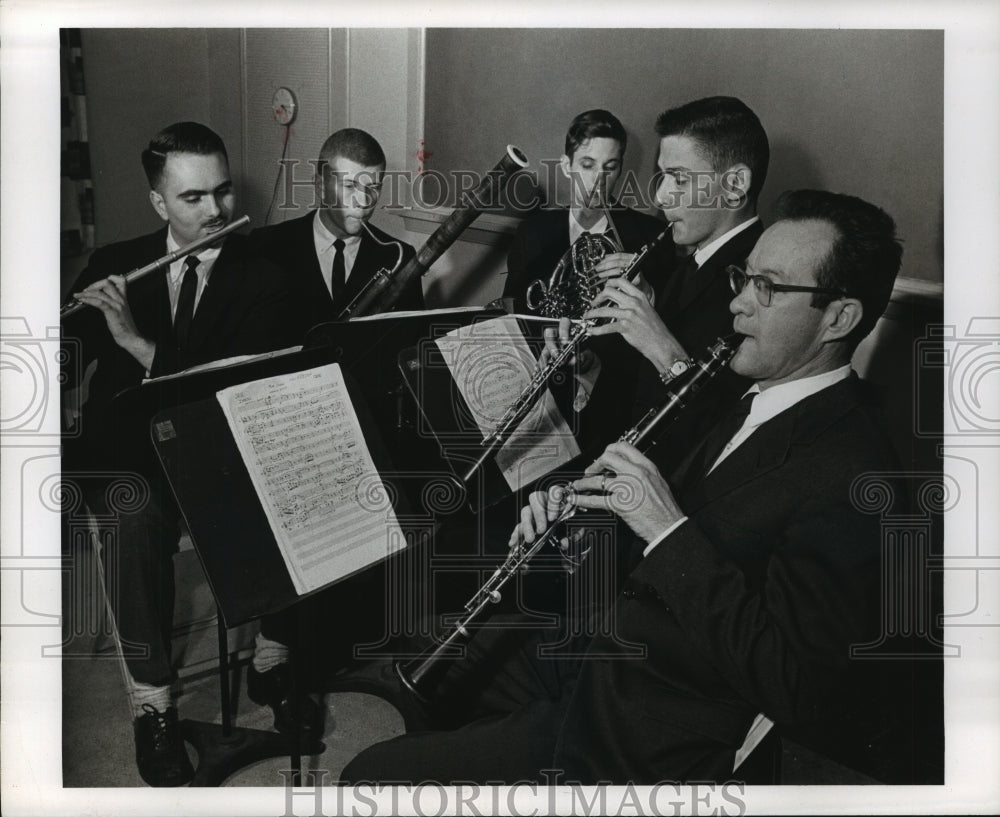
[670,360,690,377]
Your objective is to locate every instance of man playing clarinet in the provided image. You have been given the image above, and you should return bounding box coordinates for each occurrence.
[343,189,907,785]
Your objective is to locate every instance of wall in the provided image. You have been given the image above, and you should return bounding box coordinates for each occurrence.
[81,29,214,247]
[67,28,423,294]
[423,28,944,291]
[72,29,943,307]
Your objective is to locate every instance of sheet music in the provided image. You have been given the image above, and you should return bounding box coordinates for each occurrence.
[142,345,304,384]
[349,305,487,321]
[216,363,405,595]
[435,316,580,491]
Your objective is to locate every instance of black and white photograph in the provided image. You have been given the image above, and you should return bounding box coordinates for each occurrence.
[1,2,997,815]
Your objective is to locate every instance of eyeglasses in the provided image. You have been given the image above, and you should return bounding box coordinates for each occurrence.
[727,265,849,307]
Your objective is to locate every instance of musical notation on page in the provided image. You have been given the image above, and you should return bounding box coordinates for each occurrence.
[216,363,405,595]
[435,316,580,491]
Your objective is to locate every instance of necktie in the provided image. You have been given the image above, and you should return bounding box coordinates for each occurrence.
[329,239,346,303]
[174,256,198,349]
[676,391,757,490]
[659,252,698,318]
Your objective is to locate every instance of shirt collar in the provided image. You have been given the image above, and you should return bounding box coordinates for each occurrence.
[693,216,760,268]
[568,210,609,245]
[742,363,853,428]
[313,210,363,251]
[166,228,222,282]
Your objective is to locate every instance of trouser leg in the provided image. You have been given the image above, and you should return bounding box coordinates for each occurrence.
[94,476,180,688]
[341,620,587,783]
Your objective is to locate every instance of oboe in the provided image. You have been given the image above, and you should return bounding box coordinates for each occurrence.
[461,224,672,484]
[398,333,743,702]
[60,215,250,319]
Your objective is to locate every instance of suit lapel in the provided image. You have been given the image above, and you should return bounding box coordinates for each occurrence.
[678,221,763,313]
[125,229,173,340]
[340,230,394,310]
[296,212,332,308]
[679,375,865,513]
[184,236,240,350]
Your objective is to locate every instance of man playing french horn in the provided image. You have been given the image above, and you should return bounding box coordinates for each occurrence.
[502,108,672,316]
[342,189,904,785]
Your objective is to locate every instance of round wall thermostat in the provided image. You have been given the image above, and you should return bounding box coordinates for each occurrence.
[272,87,297,126]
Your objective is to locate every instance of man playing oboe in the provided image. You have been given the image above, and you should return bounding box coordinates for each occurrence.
[342,189,904,784]
[540,97,769,464]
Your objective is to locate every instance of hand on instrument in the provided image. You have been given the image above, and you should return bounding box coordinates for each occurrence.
[585,277,687,370]
[73,275,155,369]
[591,252,655,304]
[570,441,684,543]
[539,317,596,375]
[507,484,586,565]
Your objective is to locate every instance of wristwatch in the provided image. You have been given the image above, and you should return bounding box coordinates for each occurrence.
[659,358,694,385]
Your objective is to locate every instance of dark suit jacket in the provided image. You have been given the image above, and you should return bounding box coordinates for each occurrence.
[248,212,421,341]
[62,228,295,469]
[624,220,764,472]
[502,206,676,314]
[553,374,897,782]
[632,220,763,411]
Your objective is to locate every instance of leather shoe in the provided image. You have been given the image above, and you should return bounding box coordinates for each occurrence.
[133,704,194,787]
[247,663,323,740]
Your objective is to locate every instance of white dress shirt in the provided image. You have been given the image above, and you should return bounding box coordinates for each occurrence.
[165,229,221,319]
[313,211,363,296]
[568,210,609,245]
[693,215,760,269]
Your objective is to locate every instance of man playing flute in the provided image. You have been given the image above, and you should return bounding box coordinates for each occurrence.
[61,121,302,786]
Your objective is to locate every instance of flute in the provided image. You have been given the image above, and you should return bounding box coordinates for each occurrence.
[60,215,250,319]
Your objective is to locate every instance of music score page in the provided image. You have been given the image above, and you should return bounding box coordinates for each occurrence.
[435,316,580,491]
[216,363,405,595]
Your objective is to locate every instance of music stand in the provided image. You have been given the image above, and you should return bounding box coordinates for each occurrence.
[149,357,443,784]
[152,397,322,785]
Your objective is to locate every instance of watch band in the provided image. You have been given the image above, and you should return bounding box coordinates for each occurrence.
[658,357,695,386]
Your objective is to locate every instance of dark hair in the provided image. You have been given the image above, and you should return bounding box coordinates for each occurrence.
[140,122,228,188]
[774,189,903,346]
[318,128,387,169]
[564,109,627,159]
[655,96,769,205]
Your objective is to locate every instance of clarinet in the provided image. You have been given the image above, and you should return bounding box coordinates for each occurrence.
[398,333,743,702]
[461,224,673,484]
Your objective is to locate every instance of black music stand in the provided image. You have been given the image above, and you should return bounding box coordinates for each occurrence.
[152,397,325,786]
[149,355,447,784]
[132,310,528,780]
